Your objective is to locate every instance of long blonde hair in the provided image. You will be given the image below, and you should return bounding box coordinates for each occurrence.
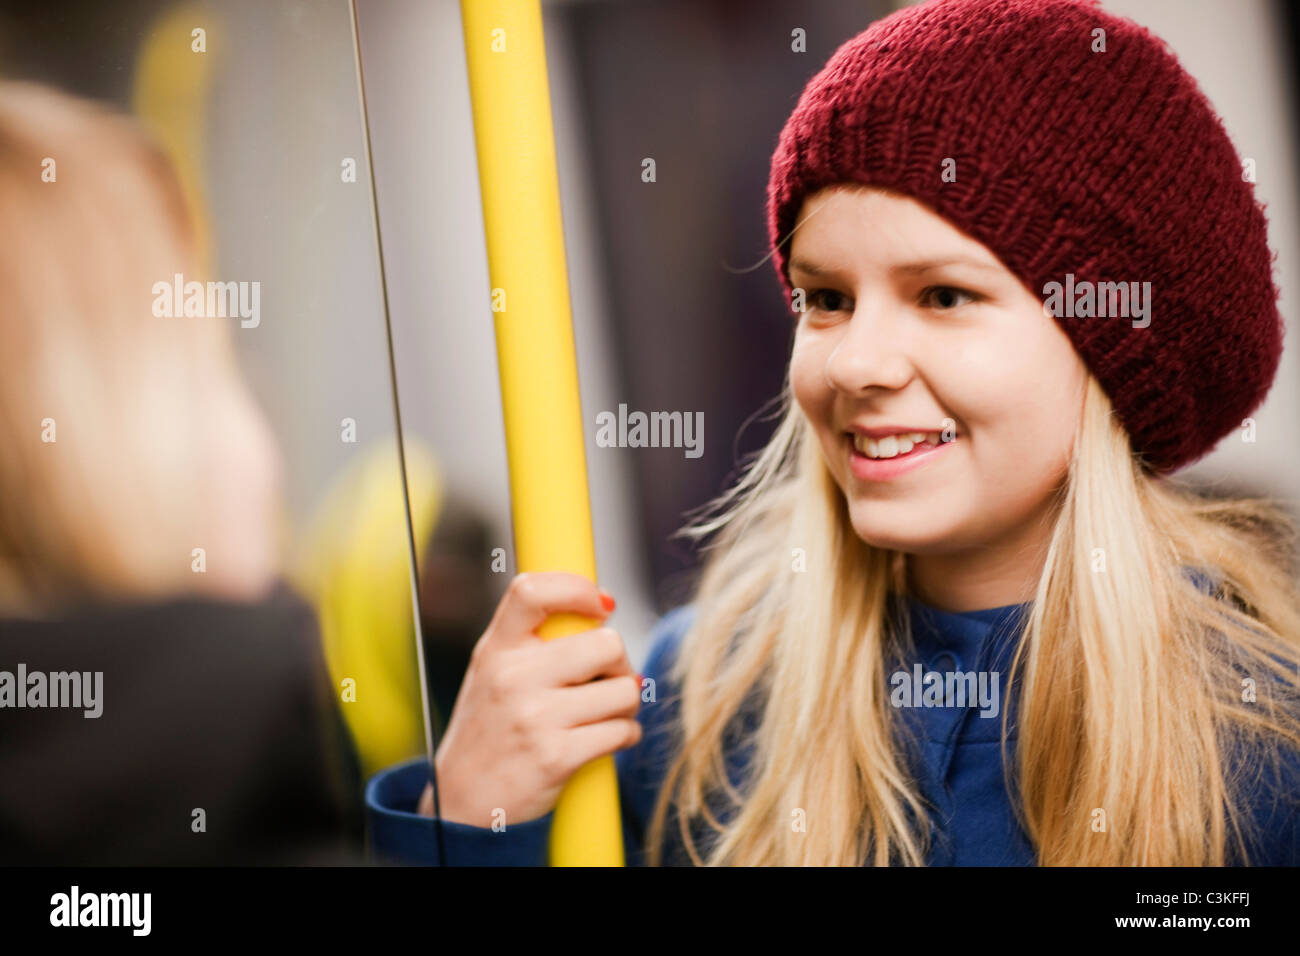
[647,371,1300,865]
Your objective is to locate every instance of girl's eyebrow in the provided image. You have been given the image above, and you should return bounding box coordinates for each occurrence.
[789,255,1001,278]
[788,257,844,279]
[892,256,1002,276]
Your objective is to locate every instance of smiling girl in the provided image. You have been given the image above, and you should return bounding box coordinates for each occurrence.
[366,0,1300,866]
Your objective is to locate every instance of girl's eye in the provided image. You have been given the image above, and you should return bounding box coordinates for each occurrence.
[807,289,853,313]
[921,285,979,310]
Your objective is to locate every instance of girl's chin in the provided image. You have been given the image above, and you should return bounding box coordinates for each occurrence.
[845,508,946,553]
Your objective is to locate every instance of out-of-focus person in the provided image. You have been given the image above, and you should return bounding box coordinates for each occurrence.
[0,80,362,864]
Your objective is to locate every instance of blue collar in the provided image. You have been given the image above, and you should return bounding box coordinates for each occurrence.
[886,593,1032,744]
[891,592,1031,674]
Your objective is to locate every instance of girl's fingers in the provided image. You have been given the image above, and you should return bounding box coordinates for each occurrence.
[531,625,635,686]
[546,675,644,728]
[558,718,644,774]
[486,572,612,650]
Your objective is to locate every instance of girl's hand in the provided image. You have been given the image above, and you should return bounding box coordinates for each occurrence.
[420,572,642,827]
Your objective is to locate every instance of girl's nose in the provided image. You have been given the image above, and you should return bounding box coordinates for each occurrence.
[822,309,913,394]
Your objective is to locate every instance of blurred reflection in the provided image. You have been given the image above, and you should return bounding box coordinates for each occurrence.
[0,0,504,863]
[415,485,503,734]
[293,445,506,778]
[0,79,361,863]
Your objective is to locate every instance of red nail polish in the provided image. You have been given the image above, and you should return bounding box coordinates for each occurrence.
[600,592,616,612]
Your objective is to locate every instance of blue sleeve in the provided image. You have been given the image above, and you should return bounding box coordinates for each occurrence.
[364,756,554,866]
[364,605,695,866]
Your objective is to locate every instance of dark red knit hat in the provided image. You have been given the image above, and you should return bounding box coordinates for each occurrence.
[766,0,1284,474]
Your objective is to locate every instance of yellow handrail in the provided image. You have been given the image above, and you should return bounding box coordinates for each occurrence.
[459,0,624,866]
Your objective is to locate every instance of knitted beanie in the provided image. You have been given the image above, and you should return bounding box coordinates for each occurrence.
[766,0,1284,474]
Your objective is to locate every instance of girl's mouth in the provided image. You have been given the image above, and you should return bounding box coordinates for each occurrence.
[846,431,957,482]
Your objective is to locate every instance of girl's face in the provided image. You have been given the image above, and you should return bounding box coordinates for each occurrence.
[788,186,1087,585]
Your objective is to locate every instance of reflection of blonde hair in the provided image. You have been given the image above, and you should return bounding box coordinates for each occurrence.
[0,81,281,614]
[649,373,1300,865]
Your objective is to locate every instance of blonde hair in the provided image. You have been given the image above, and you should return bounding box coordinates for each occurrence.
[647,372,1300,865]
[0,81,282,614]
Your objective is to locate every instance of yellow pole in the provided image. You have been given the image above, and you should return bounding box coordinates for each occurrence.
[459,0,623,866]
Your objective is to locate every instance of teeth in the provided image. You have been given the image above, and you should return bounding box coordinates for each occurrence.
[853,430,949,459]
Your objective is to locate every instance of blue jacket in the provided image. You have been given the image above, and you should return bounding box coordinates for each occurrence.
[366,592,1300,866]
